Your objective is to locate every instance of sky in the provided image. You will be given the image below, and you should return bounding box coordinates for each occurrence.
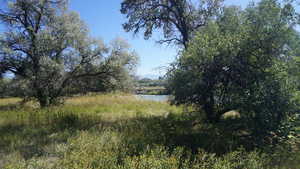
[0,0,259,79]
[69,0,258,78]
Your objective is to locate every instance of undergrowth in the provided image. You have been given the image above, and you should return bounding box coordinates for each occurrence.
[0,94,299,169]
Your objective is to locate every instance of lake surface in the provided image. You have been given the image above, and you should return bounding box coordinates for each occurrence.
[135,95,169,102]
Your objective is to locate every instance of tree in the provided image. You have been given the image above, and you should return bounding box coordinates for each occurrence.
[104,38,139,91]
[0,0,135,107]
[0,77,9,97]
[121,0,224,48]
[68,38,139,94]
[167,0,299,137]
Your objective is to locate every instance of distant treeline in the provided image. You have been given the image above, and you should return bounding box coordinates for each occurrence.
[134,77,169,95]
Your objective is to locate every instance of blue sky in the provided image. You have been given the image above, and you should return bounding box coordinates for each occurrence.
[69,0,257,78]
[0,0,258,78]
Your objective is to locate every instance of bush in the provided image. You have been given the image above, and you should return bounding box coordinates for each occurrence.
[166,0,299,144]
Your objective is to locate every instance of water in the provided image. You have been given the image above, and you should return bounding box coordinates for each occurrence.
[135,95,169,102]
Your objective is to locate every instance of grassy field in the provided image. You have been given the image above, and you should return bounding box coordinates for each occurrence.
[0,94,299,169]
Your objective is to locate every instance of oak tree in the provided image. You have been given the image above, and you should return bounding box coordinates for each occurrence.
[121,0,224,48]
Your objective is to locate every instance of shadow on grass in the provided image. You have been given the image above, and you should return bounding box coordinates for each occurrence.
[120,114,255,155]
[0,109,261,161]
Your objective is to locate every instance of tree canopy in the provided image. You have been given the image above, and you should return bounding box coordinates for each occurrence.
[0,0,138,106]
[67,38,139,94]
[166,0,300,138]
[121,0,224,48]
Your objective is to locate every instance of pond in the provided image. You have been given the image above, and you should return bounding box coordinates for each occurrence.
[135,95,170,102]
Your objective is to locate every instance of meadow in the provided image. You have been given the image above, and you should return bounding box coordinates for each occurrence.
[0,94,299,169]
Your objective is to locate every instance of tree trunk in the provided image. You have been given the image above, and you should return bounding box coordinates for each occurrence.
[36,87,51,108]
[203,92,222,123]
[38,96,50,108]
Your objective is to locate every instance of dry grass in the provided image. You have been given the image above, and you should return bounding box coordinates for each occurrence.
[0,97,21,106]
[0,94,184,168]
[0,94,299,169]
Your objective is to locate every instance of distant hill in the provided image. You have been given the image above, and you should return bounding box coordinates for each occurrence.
[138,74,160,80]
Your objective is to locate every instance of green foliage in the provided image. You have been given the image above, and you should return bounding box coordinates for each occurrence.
[0,94,299,169]
[135,77,168,95]
[66,38,139,95]
[136,78,166,88]
[0,1,138,107]
[121,0,224,48]
[0,78,10,97]
[167,0,300,142]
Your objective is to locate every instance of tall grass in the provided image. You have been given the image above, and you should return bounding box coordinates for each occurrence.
[0,94,299,169]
